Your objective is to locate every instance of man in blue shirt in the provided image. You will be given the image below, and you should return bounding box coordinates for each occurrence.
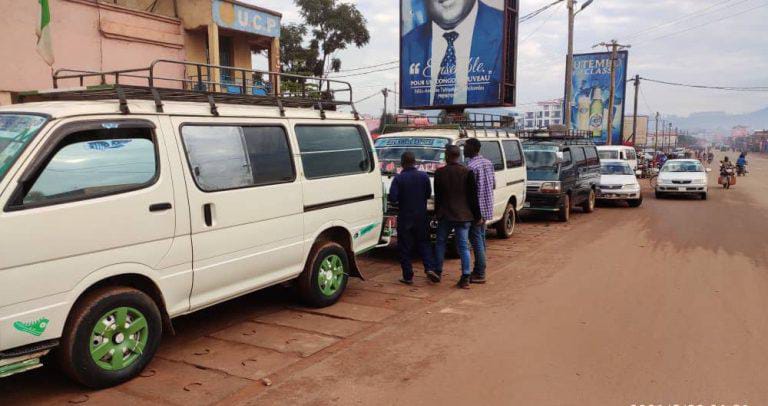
[388,152,436,285]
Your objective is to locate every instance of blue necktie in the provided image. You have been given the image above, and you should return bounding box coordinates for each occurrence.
[435,31,459,105]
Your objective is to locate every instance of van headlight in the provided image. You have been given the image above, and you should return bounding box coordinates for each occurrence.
[540,182,562,193]
[693,179,706,185]
[623,184,639,190]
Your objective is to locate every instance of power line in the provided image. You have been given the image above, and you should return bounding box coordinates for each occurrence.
[520,1,564,42]
[634,1,768,44]
[620,0,741,41]
[335,60,398,73]
[328,66,398,79]
[641,77,768,92]
[520,0,565,23]
[354,91,381,104]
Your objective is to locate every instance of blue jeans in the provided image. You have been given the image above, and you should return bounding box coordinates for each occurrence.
[435,220,471,276]
[469,223,487,277]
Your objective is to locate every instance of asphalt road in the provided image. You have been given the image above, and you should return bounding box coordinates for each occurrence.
[1,152,766,406]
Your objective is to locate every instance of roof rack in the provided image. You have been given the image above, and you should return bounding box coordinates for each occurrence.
[381,112,517,138]
[16,60,360,119]
[518,128,596,145]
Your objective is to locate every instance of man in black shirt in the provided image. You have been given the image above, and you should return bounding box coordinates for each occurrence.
[433,145,481,289]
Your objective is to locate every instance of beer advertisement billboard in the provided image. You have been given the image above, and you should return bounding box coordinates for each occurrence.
[566,51,629,144]
[400,0,518,109]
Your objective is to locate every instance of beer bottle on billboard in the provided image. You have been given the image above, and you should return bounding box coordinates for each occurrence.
[589,87,604,137]
[577,94,590,131]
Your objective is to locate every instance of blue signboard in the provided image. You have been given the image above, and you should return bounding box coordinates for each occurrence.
[566,51,629,145]
[400,0,514,109]
[212,0,281,38]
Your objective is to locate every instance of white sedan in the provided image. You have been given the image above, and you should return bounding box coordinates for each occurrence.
[598,160,643,207]
[655,159,709,200]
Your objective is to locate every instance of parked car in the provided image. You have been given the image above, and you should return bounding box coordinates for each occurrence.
[522,136,600,222]
[0,63,384,388]
[597,145,639,172]
[655,159,709,200]
[375,128,527,240]
[597,160,643,207]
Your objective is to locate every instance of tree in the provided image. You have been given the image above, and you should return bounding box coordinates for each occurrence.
[292,0,370,76]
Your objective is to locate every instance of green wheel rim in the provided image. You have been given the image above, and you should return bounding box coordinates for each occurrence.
[317,254,345,297]
[89,307,149,371]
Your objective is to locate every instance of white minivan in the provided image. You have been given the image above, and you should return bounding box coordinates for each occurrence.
[0,65,383,387]
[597,145,638,172]
[375,127,527,239]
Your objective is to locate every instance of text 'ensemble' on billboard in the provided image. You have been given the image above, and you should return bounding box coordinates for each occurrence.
[400,0,518,110]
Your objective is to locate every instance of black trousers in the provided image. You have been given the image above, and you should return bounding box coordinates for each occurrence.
[397,217,436,280]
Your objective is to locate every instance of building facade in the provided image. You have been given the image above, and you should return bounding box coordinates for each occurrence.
[520,99,563,130]
[0,0,281,103]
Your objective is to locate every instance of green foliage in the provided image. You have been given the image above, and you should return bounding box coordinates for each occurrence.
[281,0,371,77]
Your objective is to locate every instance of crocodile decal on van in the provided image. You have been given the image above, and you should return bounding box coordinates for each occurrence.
[13,318,49,337]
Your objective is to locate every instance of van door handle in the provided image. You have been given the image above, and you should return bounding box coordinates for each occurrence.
[149,203,173,212]
[203,203,213,227]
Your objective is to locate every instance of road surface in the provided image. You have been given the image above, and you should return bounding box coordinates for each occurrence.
[1,152,766,406]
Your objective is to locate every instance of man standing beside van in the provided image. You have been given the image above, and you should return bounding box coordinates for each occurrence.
[464,138,494,284]
[434,145,481,289]
[388,152,436,285]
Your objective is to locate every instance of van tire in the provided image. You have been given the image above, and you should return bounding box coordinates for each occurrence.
[57,287,162,389]
[558,195,571,222]
[298,241,349,308]
[495,203,516,239]
[628,197,643,208]
[582,189,596,213]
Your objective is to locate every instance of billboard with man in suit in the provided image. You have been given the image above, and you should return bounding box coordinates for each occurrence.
[400,0,517,109]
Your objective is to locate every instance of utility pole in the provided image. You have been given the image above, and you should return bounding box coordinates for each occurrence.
[563,0,575,128]
[382,88,389,121]
[594,40,631,145]
[668,122,673,151]
[631,74,640,146]
[653,112,660,162]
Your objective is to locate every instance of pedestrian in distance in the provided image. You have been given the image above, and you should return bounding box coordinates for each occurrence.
[463,138,495,284]
[433,145,481,289]
[388,152,437,285]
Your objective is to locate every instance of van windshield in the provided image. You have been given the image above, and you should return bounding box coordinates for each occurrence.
[598,150,619,160]
[374,137,449,175]
[523,145,560,181]
[0,114,47,183]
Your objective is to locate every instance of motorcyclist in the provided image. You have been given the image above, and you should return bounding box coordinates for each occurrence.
[736,152,747,175]
[707,151,714,164]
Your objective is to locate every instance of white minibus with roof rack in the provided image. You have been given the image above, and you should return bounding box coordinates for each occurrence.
[0,61,383,388]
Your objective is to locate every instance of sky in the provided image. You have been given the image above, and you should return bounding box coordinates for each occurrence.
[246,0,768,118]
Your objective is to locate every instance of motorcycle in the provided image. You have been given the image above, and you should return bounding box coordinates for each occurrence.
[719,166,735,189]
[736,164,747,177]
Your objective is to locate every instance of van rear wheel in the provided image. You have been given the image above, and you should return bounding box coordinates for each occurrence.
[57,287,162,389]
[557,195,571,222]
[298,241,349,308]
[582,189,596,213]
[495,203,516,239]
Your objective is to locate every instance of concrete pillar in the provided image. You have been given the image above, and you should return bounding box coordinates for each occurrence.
[207,23,220,92]
[269,36,280,95]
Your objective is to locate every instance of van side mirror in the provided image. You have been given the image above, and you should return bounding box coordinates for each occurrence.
[635,170,642,176]
[706,168,712,173]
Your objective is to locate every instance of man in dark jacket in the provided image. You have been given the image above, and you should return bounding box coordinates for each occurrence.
[388,152,436,285]
[433,145,481,289]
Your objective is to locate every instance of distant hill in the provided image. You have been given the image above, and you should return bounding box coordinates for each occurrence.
[666,107,768,131]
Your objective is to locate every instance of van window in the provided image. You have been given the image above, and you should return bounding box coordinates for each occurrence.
[480,141,504,171]
[572,147,586,165]
[502,140,524,168]
[22,128,157,206]
[584,147,599,165]
[626,149,637,161]
[182,125,294,192]
[598,150,619,160]
[562,150,572,167]
[295,125,372,179]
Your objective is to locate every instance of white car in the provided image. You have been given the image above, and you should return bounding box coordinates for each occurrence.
[597,160,642,207]
[655,159,709,200]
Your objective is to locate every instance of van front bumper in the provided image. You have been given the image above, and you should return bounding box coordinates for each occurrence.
[524,193,565,212]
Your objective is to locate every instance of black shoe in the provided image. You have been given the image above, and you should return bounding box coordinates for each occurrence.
[457,275,470,289]
[399,278,414,286]
[425,270,441,283]
[469,274,486,284]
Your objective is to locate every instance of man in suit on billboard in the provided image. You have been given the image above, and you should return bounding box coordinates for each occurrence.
[401,0,505,108]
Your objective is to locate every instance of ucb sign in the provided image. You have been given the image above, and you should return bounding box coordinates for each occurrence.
[212,0,281,38]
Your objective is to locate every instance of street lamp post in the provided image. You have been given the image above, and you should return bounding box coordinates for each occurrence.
[563,0,594,129]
